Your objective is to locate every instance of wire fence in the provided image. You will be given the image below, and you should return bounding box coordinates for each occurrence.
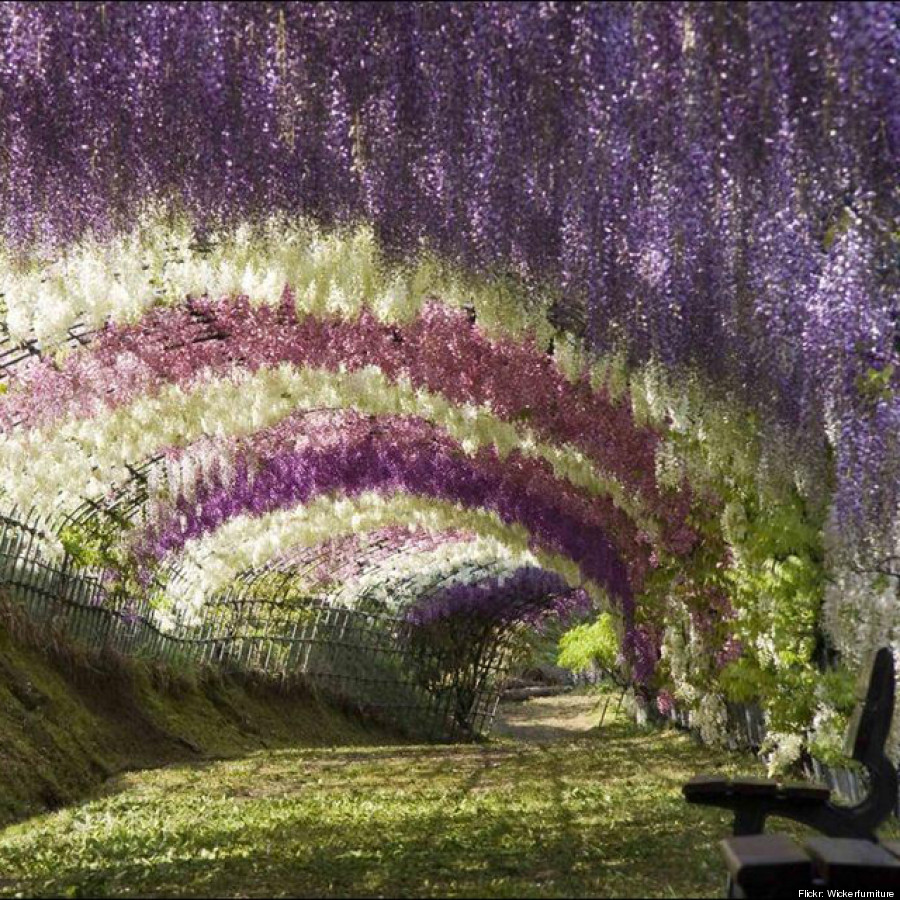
[0,508,512,742]
[13,494,890,812]
[663,696,900,817]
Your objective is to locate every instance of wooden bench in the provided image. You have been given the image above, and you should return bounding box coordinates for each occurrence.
[683,647,898,839]
[721,834,900,897]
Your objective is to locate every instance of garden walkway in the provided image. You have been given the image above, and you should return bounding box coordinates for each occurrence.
[492,692,607,743]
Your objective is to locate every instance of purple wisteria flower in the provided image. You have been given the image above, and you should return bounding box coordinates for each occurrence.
[404,567,591,629]
[0,2,895,547]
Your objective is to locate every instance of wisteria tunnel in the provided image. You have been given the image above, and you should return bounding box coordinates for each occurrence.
[0,0,897,779]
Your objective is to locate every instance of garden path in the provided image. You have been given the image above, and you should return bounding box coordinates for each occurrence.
[492,692,608,743]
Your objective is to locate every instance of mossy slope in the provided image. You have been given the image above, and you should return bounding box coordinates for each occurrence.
[0,613,395,827]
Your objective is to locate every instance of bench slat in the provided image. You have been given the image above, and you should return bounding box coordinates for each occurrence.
[721,835,813,895]
[682,775,731,799]
[806,837,900,889]
[776,782,831,803]
[729,778,779,797]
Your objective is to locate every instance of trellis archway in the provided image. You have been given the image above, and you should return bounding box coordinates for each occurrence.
[0,282,708,738]
[0,2,896,763]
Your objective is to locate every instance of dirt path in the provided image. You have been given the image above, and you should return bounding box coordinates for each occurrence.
[492,691,613,742]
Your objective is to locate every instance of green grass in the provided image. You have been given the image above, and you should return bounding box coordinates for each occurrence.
[2,689,896,899]
[0,604,400,827]
[0,700,796,899]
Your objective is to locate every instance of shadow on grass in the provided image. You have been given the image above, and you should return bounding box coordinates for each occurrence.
[0,788,732,899]
[0,713,765,899]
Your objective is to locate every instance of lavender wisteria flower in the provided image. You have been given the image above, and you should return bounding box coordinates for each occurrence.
[0,2,897,754]
[0,2,895,546]
[137,414,636,607]
[405,567,591,629]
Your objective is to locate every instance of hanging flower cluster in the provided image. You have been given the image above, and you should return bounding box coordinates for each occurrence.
[164,492,599,617]
[191,530,536,627]
[0,2,896,759]
[136,410,636,604]
[2,305,688,544]
[405,567,591,629]
[325,536,539,616]
[0,3,895,539]
[251,526,477,602]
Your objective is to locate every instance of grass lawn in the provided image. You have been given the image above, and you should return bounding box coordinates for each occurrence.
[0,693,891,898]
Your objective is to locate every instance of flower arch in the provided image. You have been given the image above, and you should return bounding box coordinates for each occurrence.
[0,280,713,735]
[0,2,896,757]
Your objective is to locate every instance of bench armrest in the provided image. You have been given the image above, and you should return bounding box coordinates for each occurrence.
[683,774,830,804]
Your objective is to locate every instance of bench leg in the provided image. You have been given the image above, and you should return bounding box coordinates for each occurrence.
[732,806,767,836]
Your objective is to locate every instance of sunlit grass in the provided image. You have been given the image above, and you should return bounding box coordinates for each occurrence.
[0,695,893,898]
